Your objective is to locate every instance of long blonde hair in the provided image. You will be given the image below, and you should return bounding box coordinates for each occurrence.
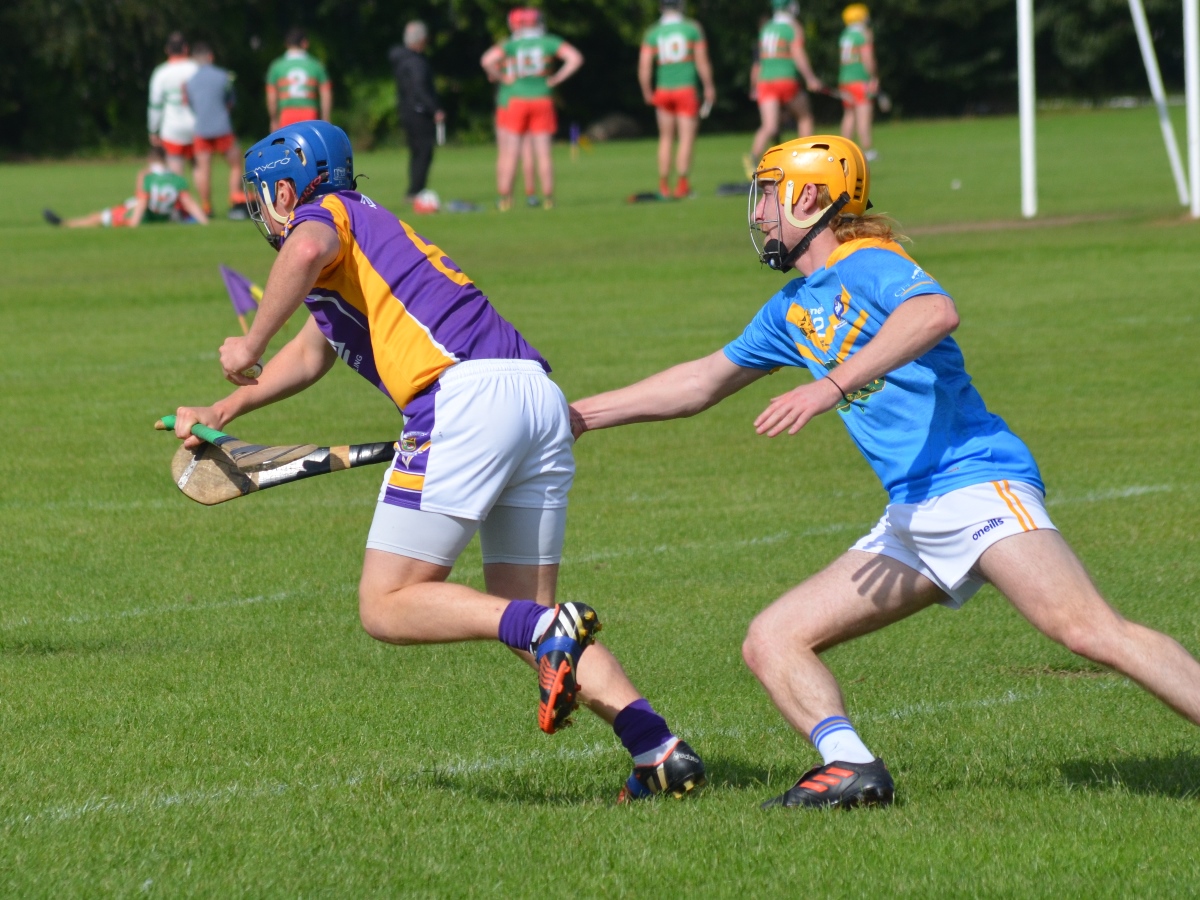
[816,185,906,243]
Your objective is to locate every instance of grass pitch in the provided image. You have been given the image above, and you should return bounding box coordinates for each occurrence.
[2,107,1199,895]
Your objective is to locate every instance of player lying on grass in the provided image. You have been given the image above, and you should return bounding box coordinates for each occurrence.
[570,135,1200,809]
[43,146,208,228]
[171,121,705,802]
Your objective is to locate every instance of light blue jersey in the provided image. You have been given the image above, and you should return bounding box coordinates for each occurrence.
[723,238,1043,504]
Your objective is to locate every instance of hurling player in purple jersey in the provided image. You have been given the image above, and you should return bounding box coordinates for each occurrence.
[571,135,1200,809]
[170,122,707,801]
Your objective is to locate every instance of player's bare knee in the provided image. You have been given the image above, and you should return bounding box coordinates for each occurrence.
[357,583,413,644]
[1051,615,1126,665]
[743,611,797,674]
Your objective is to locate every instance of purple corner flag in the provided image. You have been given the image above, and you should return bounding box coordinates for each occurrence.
[219,265,260,316]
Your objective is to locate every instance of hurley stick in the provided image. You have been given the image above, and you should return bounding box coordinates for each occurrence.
[155,415,395,506]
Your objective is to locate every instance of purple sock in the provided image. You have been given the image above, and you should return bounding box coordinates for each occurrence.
[497,599,548,651]
[613,699,674,759]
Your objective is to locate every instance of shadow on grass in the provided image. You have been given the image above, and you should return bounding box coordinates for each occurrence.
[1059,754,1200,800]
[0,636,114,656]
[702,754,776,792]
[420,772,612,806]
[413,754,779,807]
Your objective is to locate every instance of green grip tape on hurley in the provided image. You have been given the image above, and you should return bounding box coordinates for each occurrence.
[155,414,231,445]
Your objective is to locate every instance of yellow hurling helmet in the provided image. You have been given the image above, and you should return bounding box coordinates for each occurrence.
[748,135,871,271]
[843,3,869,25]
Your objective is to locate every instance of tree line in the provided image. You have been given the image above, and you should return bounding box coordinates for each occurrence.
[0,0,1188,155]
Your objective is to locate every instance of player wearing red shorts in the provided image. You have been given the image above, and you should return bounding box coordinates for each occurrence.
[839,4,879,161]
[183,43,249,219]
[44,146,208,229]
[639,0,716,199]
[747,0,823,176]
[265,28,333,131]
[481,9,583,210]
[147,32,199,176]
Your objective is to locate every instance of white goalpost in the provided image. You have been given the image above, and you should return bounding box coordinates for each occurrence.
[1017,0,1200,218]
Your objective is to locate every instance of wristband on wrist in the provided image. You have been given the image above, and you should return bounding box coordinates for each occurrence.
[825,374,850,402]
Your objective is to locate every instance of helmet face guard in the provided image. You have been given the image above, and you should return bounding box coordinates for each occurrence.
[747,136,870,272]
[242,173,286,250]
[748,168,787,270]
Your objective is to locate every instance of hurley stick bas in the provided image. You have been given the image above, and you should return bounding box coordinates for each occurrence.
[155,415,394,506]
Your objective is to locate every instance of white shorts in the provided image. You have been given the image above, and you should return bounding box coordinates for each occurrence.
[851,480,1058,608]
[365,359,574,565]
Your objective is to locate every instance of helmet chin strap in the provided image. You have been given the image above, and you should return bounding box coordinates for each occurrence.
[762,189,851,273]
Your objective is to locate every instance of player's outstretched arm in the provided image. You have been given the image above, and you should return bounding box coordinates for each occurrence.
[755,293,959,436]
[547,42,583,88]
[220,219,340,384]
[570,350,765,439]
[174,316,337,449]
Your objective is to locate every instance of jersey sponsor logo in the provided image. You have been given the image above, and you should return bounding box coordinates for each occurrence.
[972,518,1006,541]
[356,190,374,207]
[894,266,939,298]
[787,288,852,352]
[326,339,365,372]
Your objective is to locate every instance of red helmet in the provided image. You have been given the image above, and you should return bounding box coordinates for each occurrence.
[507,7,541,32]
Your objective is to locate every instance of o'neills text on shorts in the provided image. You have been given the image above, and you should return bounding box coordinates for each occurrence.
[972,518,1005,541]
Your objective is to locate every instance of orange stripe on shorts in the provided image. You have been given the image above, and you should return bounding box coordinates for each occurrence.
[992,480,1035,531]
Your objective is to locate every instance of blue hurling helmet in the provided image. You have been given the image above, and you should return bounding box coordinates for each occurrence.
[242,121,354,248]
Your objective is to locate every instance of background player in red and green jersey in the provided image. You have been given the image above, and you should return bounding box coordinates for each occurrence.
[638,0,716,199]
[839,4,879,160]
[481,9,583,210]
[265,28,333,131]
[43,146,208,228]
[748,0,823,174]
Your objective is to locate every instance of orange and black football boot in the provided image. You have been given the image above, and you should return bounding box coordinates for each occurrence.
[761,758,895,809]
[531,602,601,734]
[617,738,707,803]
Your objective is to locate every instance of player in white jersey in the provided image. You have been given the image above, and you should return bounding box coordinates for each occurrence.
[148,32,199,175]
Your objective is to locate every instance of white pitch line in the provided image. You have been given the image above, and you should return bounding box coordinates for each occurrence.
[0,591,299,632]
[1045,484,1176,506]
[4,678,1135,830]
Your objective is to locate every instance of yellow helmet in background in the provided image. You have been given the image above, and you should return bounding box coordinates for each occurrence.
[843,3,870,25]
[749,135,871,271]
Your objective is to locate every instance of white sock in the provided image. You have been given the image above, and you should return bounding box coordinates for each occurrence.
[811,715,874,765]
[531,608,556,645]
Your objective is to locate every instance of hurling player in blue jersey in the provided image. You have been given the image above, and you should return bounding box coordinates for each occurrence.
[570,135,1200,809]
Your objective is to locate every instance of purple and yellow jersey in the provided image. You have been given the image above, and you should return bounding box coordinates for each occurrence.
[285,191,548,415]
